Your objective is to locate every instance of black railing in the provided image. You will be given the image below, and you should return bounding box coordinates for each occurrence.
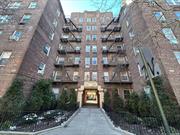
[103,105,180,135]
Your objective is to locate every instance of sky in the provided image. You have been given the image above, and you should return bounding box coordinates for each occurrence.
[60,0,122,17]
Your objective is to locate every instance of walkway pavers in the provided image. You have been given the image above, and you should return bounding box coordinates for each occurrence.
[39,108,122,135]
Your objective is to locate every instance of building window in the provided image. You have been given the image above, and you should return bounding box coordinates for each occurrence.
[86,45,91,53]
[74,57,80,64]
[0,15,11,23]
[92,18,96,22]
[73,72,79,81]
[124,90,130,99]
[84,72,90,81]
[104,72,109,82]
[10,31,22,41]
[52,88,59,99]
[154,12,166,22]
[53,19,58,28]
[86,26,91,31]
[166,0,180,5]
[87,18,91,22]
[162,28,178,45]
[28,2,38,9]
[79,18,83,23]
[0,51,12,66]
[0,30,3,35]
[174,51,180,64]
[175,11,180,20]
[20,14,31,24]
[92,26,96,31]
[38,63,46,75]
[49,32,55,41]
[138,63,144,76]
[92,35,97,41]
[121,72,129,81]
[7,2,21,9]
[86,35,91,41]
[92,57,97,65]
[56,9,61,17]
[43,44,51,56]
[92,45,97,53]
[103,57,108,64]
[85,57,90,68]
[133,47,140,55]
[126,20,129,27]
[129,29,135,39]
[92,72,97,81]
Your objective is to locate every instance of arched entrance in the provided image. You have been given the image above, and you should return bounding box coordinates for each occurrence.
[82,89,100,107]
[77,81,104,108]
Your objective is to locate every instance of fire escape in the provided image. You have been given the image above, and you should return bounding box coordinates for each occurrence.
[53,18,82,84]
[101,17,132,84]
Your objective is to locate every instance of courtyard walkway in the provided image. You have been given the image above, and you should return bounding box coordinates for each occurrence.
[39,107,122,135]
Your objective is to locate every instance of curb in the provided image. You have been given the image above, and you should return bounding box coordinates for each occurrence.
[0,108,81,135]
[100,109,135,135]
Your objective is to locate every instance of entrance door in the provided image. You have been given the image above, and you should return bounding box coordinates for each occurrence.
[83,90,99,106]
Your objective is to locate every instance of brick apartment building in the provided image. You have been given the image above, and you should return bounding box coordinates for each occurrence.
[120,0,180,104]
[52,11,133,108]
[0,0,66,97]
[0,0,180,107]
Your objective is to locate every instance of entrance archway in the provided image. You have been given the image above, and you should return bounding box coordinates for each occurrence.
[82,89,99,107]
[77,81,104,108]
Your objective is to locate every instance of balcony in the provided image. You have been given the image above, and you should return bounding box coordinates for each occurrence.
[60,36,81,43]
[54,61,80,67]
[104,76,133,84]
[101,36,123,42]
[53,77,78,84]
[58,46,81,54]
[102,61,129,68]
[102,47,126,54]
[63,26,82,33]
[101,26,121,32]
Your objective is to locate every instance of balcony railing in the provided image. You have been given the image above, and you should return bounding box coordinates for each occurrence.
[101,26,121,32]
[60,36,81,43]
[58,47,81,54]
[62,26,82,33]
[102,47,126,54]
[53,76,78,84]
[102,61,129,68]
[103,76,133,84]
[54,61,80,67]
[101,36,123,42]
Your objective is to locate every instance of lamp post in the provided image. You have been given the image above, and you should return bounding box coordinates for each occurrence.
[138,47,171,135]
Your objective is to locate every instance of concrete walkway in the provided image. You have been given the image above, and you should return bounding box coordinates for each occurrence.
[39,108,122,135]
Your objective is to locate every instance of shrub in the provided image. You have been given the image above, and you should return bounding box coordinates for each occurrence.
[26,79,55,112]
[57,89,69,110]
[67,89,77,111]
[142,117,160,128]
[138,92,153,117]
[0,120,12,130]
[121,112,142,124]
[112,90,124,114]
[125,92,140,115]
[103,91,111,112]
[0,79,25,120]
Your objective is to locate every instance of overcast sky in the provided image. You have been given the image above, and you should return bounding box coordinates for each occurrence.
[60,0,122,17]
